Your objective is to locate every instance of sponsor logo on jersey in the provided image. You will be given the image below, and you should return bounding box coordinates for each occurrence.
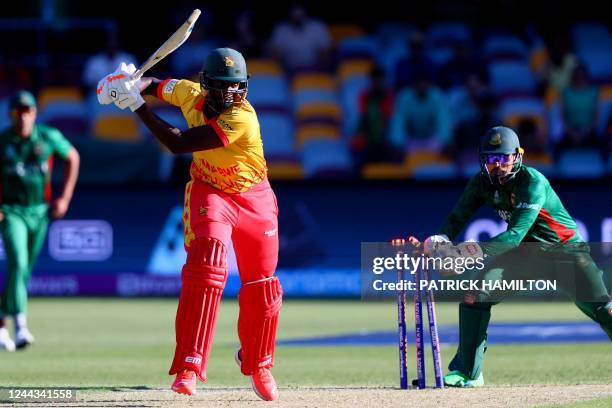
[493,190,500,204]
[199,206,207,216]
[264,228,277,237]
[217,118,233,131]
[164,79,178,95]
[515,202,541,210]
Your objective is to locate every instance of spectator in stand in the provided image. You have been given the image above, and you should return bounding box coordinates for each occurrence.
[437,40,486,91]
[267,4,332,73]
[389,69,451,153]
[82,33,137,90]
[452,89,499,166]
[394,31,437,90]
[537,32,577,95]
[557,64,600,154]
[350,65,397,167]
[448,72,488,129]
[229,10,263,60]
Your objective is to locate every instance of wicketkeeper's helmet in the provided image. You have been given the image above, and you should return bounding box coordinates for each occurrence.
[478,126,524,184]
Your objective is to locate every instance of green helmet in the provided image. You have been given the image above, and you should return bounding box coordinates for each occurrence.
[200,47,248,82]
[199,48,249,113]
[479,126,524,184]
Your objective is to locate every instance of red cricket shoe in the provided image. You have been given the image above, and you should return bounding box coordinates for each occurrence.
[171,369,196,395]
[235,349,279,401]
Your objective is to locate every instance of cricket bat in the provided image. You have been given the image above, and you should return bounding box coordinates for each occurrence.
[132,9,202,80]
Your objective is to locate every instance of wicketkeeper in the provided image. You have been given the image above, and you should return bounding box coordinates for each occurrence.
[96,49,282,400]
[421,126,612,387]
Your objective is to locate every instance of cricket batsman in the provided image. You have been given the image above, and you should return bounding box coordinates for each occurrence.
[421,126,612,387]
[0,90,80,351]
[96,49,281,400]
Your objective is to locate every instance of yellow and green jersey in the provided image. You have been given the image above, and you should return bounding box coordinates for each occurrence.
[157,78,267,193]
[439,166,581,250]
[0,124,73,207]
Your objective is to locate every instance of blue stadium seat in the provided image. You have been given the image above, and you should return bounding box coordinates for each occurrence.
[259,110,296,162]
[426,47,454,66]
[572,22,611,50]
[248,75,290,109]
[426,22,471,48]
[39,101,89,138]
[483,35,529,61]
[499,97,546,119]
[489,61,536,97]
[293,89,338,108]
[301,139,352,177]
[577,49,612,83]
[337,36,378,60]
[412,163,457,180]
[375,24,415,47]
[557,149,605,178]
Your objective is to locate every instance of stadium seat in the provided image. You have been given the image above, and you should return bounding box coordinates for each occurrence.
[499,97,547,132]
[292,73,336,91]
[529,45,548,74]
[577,49,612,83]
[571,22,611,50]
[483,35,529,62]
[296,123,340,146]
[39,100,89,138]
[93,114,142,142]
[426,22,471,48]
[301,139,352,177]
[489,61,536,97]
[412,162,457,180]
[337,59,374,82]
[329,24,365,45]
[246,59,283,76]
[267,162,304,180]
[248,74,290,109]
[259,110,296,162]
[362,162,410,179]
[557,149,605,178]
[404,150,453,176]
[337,36,378,60]
[597,85,612,136]
[524,152,556,177]
[0,98,11,130]
[38,86,83,110]
[375,24,415,47]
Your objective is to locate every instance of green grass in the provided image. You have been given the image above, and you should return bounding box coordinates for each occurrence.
[542,397,612,408]
[1,299,610,389]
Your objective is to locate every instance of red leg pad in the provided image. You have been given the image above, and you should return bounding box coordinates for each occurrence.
[237,277,283,375]
[169,237,228,381]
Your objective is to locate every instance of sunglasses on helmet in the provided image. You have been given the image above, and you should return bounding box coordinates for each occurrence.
[482,154,514,165]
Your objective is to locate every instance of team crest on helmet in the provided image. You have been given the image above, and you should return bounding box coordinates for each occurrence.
[224,56,235,67]
[489,133,502,145]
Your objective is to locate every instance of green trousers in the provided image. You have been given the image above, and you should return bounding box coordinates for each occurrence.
[0,205,49,316]
[449,243,612,379]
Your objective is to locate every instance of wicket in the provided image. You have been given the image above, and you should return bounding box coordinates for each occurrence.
[392,238,444,389]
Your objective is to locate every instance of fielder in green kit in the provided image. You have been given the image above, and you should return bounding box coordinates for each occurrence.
[0,90,80,351]
[422,126,612,387]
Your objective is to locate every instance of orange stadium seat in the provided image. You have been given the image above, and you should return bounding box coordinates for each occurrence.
[266,162,304,180]
[328,24,365,45]
[295,102,342,121]
[37,86,83,110]
[292,73,336,91]
[247,59,283,76]
[295,124,340,146]
[362,162,410,179]
[337,59,374,82]
[93,114,142,142]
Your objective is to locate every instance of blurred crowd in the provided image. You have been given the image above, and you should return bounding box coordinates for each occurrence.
[1,4,611,181]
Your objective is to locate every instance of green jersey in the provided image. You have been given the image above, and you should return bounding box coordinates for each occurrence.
[439,166,581,251]
[0,124,73,207]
